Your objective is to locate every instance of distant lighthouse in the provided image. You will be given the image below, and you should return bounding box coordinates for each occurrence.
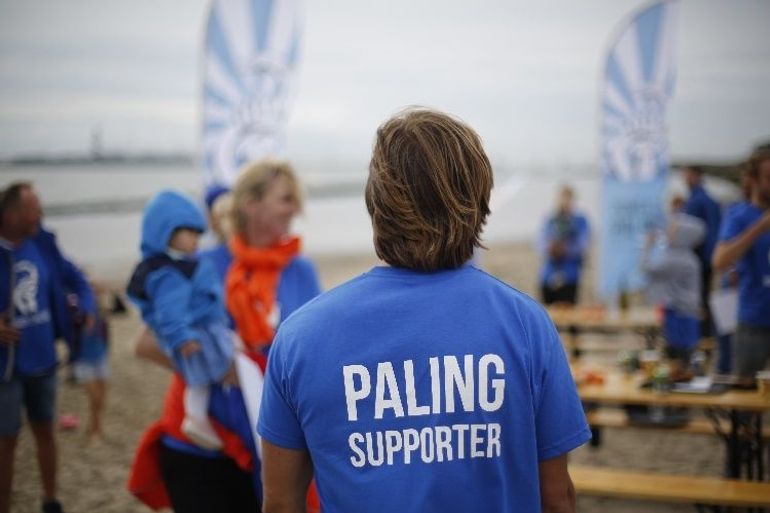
[90,126,104,161]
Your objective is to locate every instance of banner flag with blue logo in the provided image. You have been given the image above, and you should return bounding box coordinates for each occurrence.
[599,0,680,299]
[201,0,304,187]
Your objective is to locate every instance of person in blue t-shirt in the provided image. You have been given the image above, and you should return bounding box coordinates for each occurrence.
[683,166,722,336]
[0,182,95,513]
[537,185,590,305]
[713,150,770,378]
[258,108,590,513]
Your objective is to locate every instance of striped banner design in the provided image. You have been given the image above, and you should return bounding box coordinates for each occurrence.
[201,0,303,187]
[599,0,680,299]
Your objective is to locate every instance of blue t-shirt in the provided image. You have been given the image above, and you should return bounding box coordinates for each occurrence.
[76,314,109,362]
[718,204,770,327]
[258,265,590,513]
[7,240,57,375]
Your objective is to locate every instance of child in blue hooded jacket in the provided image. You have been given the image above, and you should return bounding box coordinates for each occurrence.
[127,190,234,450]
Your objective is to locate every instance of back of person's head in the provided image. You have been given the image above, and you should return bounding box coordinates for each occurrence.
[668,213,705,250]
[365,107,493,271]
[231,159,302,237]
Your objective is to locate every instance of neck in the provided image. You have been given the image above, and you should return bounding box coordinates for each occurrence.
[244,229,274,248]
[0,229,24,248]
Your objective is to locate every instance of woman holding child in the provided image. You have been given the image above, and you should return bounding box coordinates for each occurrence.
[127,160,321,513]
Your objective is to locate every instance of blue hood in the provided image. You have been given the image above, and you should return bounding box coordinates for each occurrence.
[140,190,206,257]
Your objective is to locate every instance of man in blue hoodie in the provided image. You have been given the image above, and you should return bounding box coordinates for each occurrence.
[0,182,95,513]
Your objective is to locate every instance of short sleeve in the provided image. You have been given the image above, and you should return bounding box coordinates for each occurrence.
[257,332,307,450]
[533,318,591,460]
[719,208,746,242]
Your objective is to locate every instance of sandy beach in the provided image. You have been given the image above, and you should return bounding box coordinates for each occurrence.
[9,242,729,513]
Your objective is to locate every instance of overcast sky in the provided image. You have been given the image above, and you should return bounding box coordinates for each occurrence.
[0,0,768,168]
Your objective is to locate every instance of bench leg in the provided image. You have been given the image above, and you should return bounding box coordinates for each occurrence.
[589,426,602,448]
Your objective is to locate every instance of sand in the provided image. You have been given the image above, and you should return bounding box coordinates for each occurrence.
[8,242,732,512]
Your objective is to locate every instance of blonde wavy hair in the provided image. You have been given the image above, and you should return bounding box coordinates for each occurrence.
[231,159,303,237]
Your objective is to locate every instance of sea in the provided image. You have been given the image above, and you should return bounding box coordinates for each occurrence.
[0,159,737,284]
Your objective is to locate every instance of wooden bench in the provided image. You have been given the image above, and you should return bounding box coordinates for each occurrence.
[571,465,770,508]
[586,408,770,439]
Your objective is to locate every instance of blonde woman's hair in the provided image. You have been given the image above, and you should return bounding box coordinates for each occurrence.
[231,159,303,236]
[365,107,493,271]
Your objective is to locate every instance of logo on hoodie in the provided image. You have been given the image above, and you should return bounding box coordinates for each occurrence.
[12,260,51,328]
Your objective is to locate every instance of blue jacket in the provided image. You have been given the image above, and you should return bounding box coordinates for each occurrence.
[0,228,95,378]
[127,190,223,350]
[127,190,235,387]
[684,184,721,268]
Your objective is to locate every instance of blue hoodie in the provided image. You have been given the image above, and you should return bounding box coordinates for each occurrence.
[0,228,95,379]
[127,190,232,386]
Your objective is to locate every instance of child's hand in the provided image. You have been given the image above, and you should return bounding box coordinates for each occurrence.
[179,340,202,358]
[221,363,238,386]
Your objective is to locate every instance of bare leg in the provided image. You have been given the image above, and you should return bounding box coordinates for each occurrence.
[28,422,57,502]
[0,435,18,513]
[84,380,106,439]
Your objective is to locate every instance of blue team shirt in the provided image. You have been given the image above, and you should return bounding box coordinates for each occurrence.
[6,240,57,375]
[718,204,770,327]
[259,265,590,513]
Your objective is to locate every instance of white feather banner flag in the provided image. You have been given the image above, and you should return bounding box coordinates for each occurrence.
[200,0,304,187]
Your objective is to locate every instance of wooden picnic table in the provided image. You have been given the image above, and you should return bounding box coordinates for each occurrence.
[573,363,770,481]
[548,305,662,357]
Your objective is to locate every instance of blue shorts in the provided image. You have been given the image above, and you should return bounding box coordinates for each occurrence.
[0,372,57,436]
